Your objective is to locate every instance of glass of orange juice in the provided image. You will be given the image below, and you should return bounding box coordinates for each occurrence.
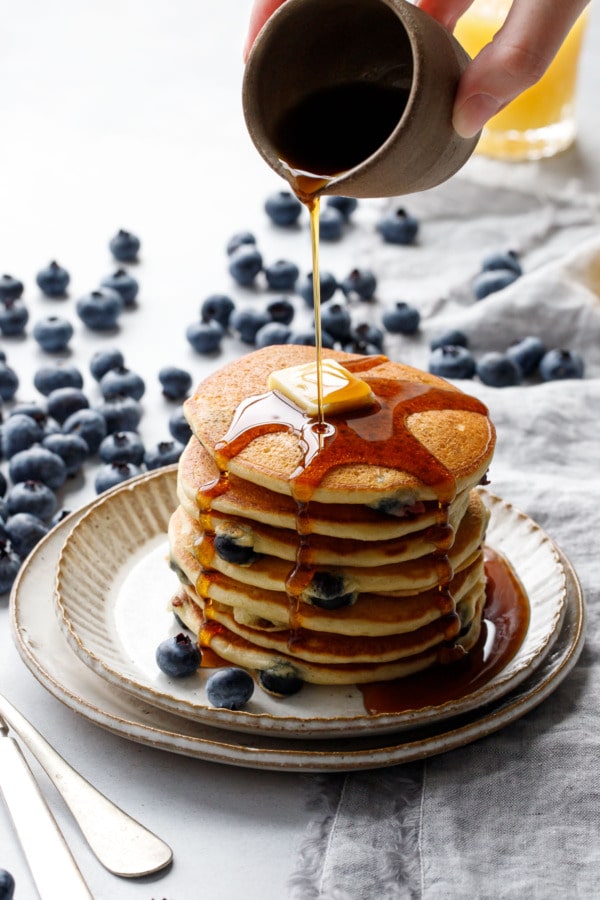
[454,0,589,160]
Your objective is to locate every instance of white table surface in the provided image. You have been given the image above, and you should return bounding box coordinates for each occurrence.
[0,2,598,898]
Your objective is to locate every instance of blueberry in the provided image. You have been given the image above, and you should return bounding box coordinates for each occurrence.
[76,288,124,330]
[46,387,89,424]
[0,362,19,401]
[144,439,184,470]
[325,196,358,219]
[381,301,420,335]
[5,512,49,557]
[42,432,89,476]
[482,249,522,276]
[320,299,352,341]
[476,352,522,387]
[51,508,72,527]
[308,572,347,602]
[0,471,6,497]
[230,308,271,344]
[2,413,44,458]
[34,362,84,396]
[6,480,57,520]
[186,319,224,354]
[214,533,259,565]
[206,667,254,710]
[254,321,291,348]
[94,461,143,493]
[340,267,377,301]
[225,230,256,256]
[0,298,29,335]
[287,329,335,348]
[350,321,384,349]
[99,431,145,465]
[158,366,192,400]
[506,335,546,377]
[228,244,263,286]
[109,228,141,262]
[264,190,302,227]
[298,271,338,307]
[89,347,125,381]
[0,499,7,521]
[429,345,477,380]
[62,408,107,453]
[0,542,21,595]
[32,315,74,352]
[473,268,519,300]
[99,366,145,401]
[258,663,304,697]
[264,259,300,291]
[95,395,142,434]
[36,260,70,297]
[266,296,295,325]
[343,339,382,356]
[376,207,419,244]
[156,632,201,677]
[200,294,235,328]
[430,328,469,351]
[169,408,192,445]
[9,402,47,421]
[9,445,67,490]
[100,269,139,306]
[0,274,24,301]
[319,205,344,241]
[539,348,585,381]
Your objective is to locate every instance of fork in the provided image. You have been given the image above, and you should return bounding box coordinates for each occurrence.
[0,692,173,878]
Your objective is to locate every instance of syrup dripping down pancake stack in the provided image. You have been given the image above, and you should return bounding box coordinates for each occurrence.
[167,345,496,687]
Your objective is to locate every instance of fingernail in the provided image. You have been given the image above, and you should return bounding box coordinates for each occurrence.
[453,93,503,139]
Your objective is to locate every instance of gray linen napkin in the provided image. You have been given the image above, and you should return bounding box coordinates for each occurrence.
[289,175,600,900]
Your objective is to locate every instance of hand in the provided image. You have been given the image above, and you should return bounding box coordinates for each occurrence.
[243,0,589,137]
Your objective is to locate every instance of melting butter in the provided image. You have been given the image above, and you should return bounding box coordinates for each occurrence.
[268,359,375,417]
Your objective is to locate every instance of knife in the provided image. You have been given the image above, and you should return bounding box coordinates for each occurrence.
[0,719,93,900]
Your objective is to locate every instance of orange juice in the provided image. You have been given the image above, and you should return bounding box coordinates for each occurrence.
[454,0,588,159]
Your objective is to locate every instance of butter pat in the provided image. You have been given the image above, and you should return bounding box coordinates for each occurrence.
[268,359,375,416]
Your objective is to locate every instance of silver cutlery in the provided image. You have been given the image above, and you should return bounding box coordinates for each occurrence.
[0,693,173,878]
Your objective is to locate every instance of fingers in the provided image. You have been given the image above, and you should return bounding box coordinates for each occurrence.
[244,0,288,61]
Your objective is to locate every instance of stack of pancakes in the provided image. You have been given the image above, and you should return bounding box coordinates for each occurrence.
[168,346,496,687]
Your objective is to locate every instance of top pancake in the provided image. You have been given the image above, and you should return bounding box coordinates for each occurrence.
[184,346,495,504]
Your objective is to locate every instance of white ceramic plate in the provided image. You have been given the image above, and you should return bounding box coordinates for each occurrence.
[53,468,568,739]
[11,500,584,771]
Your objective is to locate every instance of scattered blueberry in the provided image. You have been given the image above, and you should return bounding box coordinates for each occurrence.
[4,512,49,557]
[0,274,24,301]
[214,533,259,565]
[144,439,184,470]
[36,260,70,297]
[482,249,522,276]
[287,328,335,348]
[429,345,477,380]
[89,347,125,381]
[200,294,235,329]
[99,366,145,401]
[228,244,263,286]
[34,362,84,396]
[62,408,108,453]
[320,300,352,341]
[169,408,192,445]
[319,205,344,241]
[430,328,469,351]
[264,190,302,227]
[506,335,546,377]
[0,363,19,401]
[298,270,337,307]
[94,461,143,493]
[100,269,139,306]
[266,296,295,325]
[258,663,304,697]
[476,352,522,387]
[225,230,256,256]
[156,632,201,677]
[51,508,72,527]
[6,480,57,520]
[230,308,271,344]
[350,321,384,350]
[109,229,141,262]
[32,315,74,352]
[381,301,420,335]
[95,395,142,434]
[343,338,382,356]
[0,298,29,336]
[1,414,44,458]
[376,207,419,244]
[340,267,377,301]
[99,431,145,465]
[0,471,6,497]
[46,387,89,424]
[473,268,519,300]
[186,319,224,354]
[325,196,358,219]
[42,432,89,476]
[206,667,254,710]
[9,444,68,490]
[158,366,192,400]
[0,542,21,595]
[76,288,124,330]
[539,348,585,381]
[264,259,300,291]
[254,321,292,348]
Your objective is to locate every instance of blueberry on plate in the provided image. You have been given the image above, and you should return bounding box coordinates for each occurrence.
[109,229,141,262]
[264,190,302,227]
[89,347,125,381]
[266,296,295,325]
[99,366,145,401]
[482,249,522,276]
[350,321,385,350]
[381,301,420,335]
[186,319,224,354]
[539,348,585,380]
[200,294,235,329]
[298,271,338,307]
[0,362,19,401]
[319,205,344,241]
[46,386,89,424]
[144,439,184,470]
[476,352,522,387]
[473,268,519,300]
[36,260,70,297]
[1,413,44,458]
[9,445,67,490]
[255,321,291,348]
[51,508,72,527]
[169,408,192,445]
[320,300,352,341]
[264,259,300,292]
[4,512,49,557]
[429,345,477,380]
[95,395,142,434]
[0,298,29,336]
[506,335,546,377]
[258,662,304,697]
[6,480,57,520]
[0,543,21,595]
[32,315,74,352]
[42,432,89,476]
[94,461,143,494]
[99,430,145,465]
[287,328,335,348]
[325,196,358,220]
[376,207,419,244]
[230,308,271,345]
[228,244,263,286]
[206,667,254,710]
[158,366,192,400]
[0,274,24,301]
[430,328,469,351]
[62,408,107,453]
[156,632,201,677]
[34,362,84,396]
[225,230,256,256]
[100,269,139,306]
[340,267,377,301]
[76,288,124,330]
